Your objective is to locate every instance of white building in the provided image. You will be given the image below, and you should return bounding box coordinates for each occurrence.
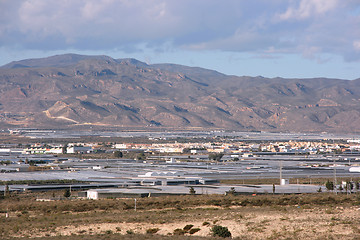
[67,146,93,154]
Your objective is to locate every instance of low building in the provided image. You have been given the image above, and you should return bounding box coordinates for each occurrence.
[23,146,63,154]
[86,188,159,199]
[67,146,93,154]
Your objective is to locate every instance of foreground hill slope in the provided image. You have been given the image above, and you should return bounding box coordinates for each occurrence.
[1,54,359,132]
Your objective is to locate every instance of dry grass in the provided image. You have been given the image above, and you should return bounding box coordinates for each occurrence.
[1,192,360,239]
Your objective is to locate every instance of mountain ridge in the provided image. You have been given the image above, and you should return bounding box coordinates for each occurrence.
[0,54,359,133]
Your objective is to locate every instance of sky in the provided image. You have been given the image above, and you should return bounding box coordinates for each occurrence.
[1,0,360,80]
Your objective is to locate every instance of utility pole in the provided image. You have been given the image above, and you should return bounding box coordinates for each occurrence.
[334,156,337,194]
[4,184,9,197]
[279,161,283,185]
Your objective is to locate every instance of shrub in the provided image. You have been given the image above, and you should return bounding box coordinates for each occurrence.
[202,221,210,226]
[211,225,231,238]
[326,180,334,191]
[126,230,134,234]
[63,189,71,198]
[146,228,160,234]
[173,228,186,235]
[114,151,123,158]
[183,224,194,231]
[189,228,201,234]
[227,187,236,195]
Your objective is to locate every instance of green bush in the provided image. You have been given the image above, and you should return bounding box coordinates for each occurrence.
[63,188,71,198]
[211,225,231,238]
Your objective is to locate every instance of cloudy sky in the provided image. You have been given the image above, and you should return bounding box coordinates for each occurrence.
[1,0,360,79]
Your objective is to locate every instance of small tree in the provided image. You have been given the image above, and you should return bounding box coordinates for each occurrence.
[189,186,196,195]
[62,144,68,154]
[64,188,71,198]
[4,184,9,197]
[227,187,236,195]
[114,151,123,158]
[208,153,224,162]
[272,184,276,194]
[325,180,334,191]
[348,181,354,193]
[182,148,190,154]
[211,225,231,238]
[137,152,146,160]
[344,183,348,193]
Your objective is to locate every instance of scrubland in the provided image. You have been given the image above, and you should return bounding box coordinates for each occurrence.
[1,191,360,239]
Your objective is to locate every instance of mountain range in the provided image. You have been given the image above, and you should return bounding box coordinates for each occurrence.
[0,53,360,133]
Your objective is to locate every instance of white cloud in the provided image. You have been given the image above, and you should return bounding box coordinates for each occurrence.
[0,0,359,63]
[278,0,339,20]
[354,41,360,51]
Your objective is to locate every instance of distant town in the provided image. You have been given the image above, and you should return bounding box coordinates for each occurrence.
[1,129,360,199]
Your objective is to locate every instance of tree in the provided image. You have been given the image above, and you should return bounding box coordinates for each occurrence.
[62,144,68,154]
[348,181,354,192]
[211,225,231,238]
[137,152,146,160]
[182,148,190,154]
[189,186,196,195]
[334,149,342,155]
[356,181,360,191]
[325,180,334,191]
[208,153,224,162]
[227,187,236,195]
[344,181,354,194]
[114,151,123,158]
[64,188,71,198]
[4,184,9,197]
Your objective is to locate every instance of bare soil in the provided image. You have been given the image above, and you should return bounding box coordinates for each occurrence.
[1,192,360,239]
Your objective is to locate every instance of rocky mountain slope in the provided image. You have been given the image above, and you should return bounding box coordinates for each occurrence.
[1,54,360,132]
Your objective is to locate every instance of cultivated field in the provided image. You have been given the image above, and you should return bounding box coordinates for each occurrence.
[1,191,360,239]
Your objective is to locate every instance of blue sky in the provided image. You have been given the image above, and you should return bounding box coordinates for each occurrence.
[1,0,360,79]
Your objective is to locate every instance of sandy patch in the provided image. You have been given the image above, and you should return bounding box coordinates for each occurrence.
[15,206,360,239]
